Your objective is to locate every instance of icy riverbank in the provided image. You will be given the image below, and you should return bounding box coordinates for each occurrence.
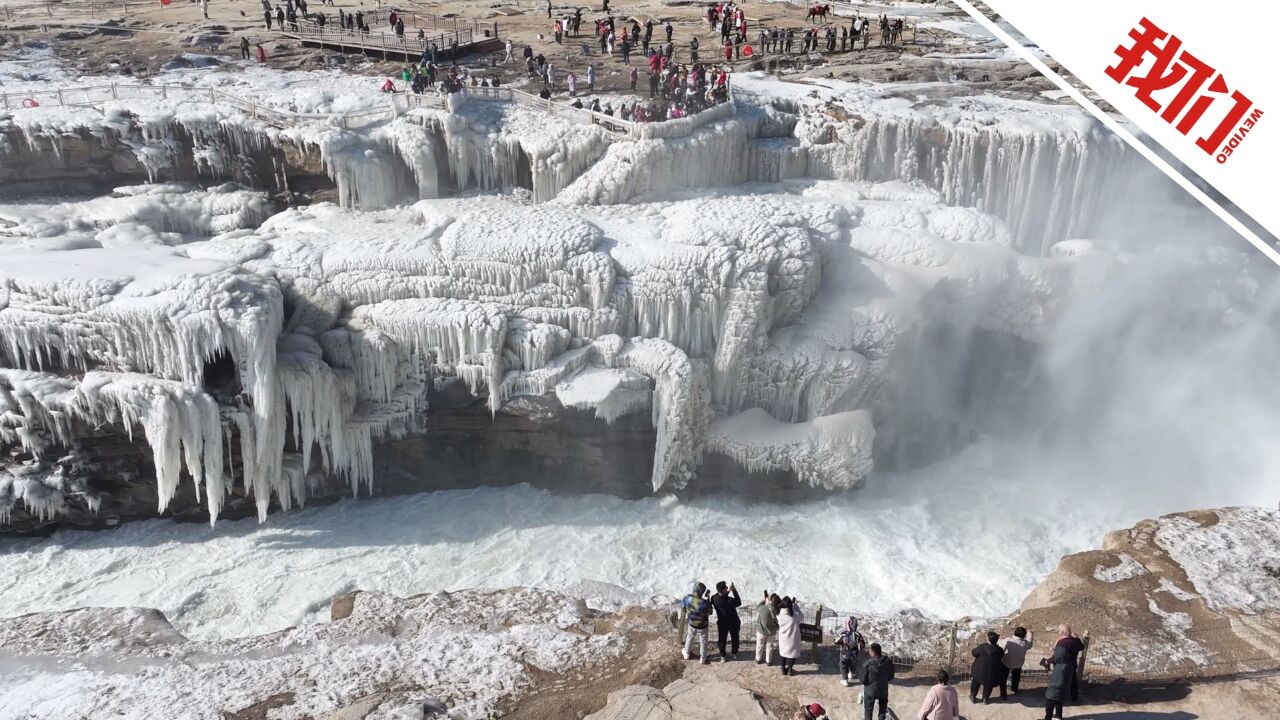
[1,505,1277,720]
[2,436,1272,643]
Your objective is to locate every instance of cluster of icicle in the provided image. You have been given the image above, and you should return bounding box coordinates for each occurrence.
[0,243,285,524]
[1,180,1105,525]
[4,87,1139,247]
[1,369,224,521]
[0,189,837,523]
[0,82,1134,525]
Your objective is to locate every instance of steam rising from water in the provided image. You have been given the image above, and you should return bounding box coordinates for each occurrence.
[1038,241,1280,512]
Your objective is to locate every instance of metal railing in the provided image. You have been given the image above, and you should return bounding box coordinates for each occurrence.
[288,19,477,61]
[1082,615,1280,682]
[365,7,499,40]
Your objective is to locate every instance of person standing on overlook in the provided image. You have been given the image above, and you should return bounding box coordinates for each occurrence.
[681,582,714,664]
[777,597,803,676]
[969,631,1005,704]
[1054,624,1086,701]
[1041,645,1073,720]
[999,626,1034,697]
[858,643,895,720]
[710,581,742,661]
[754,592,780,665]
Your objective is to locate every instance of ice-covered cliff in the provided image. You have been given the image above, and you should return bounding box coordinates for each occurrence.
[0,73,1152,255]
[0,181,1106,526]
[0,64,1168,527]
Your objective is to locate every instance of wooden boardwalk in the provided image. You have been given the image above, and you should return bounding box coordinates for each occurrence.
[281,13,502,64]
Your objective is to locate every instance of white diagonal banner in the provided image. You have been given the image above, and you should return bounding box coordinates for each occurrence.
[952,0,1278,260]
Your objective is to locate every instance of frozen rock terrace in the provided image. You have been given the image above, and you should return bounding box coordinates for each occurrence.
[0,73,1151,528]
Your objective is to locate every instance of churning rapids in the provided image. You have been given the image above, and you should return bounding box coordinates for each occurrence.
[2,59,1278,641]
[1,435,1274,642]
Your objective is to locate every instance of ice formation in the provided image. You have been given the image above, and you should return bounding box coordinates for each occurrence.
[1154,507,1280,614]
[1,182,1103,525]
[0,68,1151,526]
[1,73,1146,249]
[0,183,274,251]
[1093,552,1149,583]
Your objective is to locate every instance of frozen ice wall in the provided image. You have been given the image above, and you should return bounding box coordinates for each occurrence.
[730,76,1153,254]
[0,181,1107,526]
[1,75,1155,256]
[0,97,612,210]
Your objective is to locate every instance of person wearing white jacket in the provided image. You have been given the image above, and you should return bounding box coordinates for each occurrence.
[776,597,804,675]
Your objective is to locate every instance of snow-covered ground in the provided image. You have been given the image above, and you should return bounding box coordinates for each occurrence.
[0,587,622,719]
[0,183,273,250]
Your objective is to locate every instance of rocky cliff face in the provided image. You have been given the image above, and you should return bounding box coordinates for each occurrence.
[1009,506,1280,678]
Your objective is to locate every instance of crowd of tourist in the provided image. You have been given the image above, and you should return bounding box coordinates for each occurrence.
[250,2,912,128]
[683,581,1088,720]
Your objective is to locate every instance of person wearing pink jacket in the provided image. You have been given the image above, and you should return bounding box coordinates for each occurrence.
[918,669,960,720]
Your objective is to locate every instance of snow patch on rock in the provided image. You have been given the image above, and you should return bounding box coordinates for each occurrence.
[1093,552,1148,583]
[1153,507,1280,614]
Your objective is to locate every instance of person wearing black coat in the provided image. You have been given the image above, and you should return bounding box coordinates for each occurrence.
[858,643,895,720]
[1054,625,1086,701]
[1042,644,1072,719]
[969,631,1006,704]
[710,581,742,661]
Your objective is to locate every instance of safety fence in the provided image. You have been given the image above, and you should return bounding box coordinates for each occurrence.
[1081,616,1280,682]
[0,80,736,138]
[0,0,152,23]
[365,7,500,40]
[675,602,1280,686]
[285,20,481,63]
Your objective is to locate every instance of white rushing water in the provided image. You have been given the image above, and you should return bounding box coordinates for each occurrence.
[0,431,1272,642]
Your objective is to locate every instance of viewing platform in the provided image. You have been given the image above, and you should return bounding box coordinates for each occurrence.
[280,9,503,63]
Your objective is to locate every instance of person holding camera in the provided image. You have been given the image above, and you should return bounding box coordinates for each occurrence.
[711,580,742,661]
[755,592,781,665]
[777,596,804,675]
[1040,645,1073,719]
